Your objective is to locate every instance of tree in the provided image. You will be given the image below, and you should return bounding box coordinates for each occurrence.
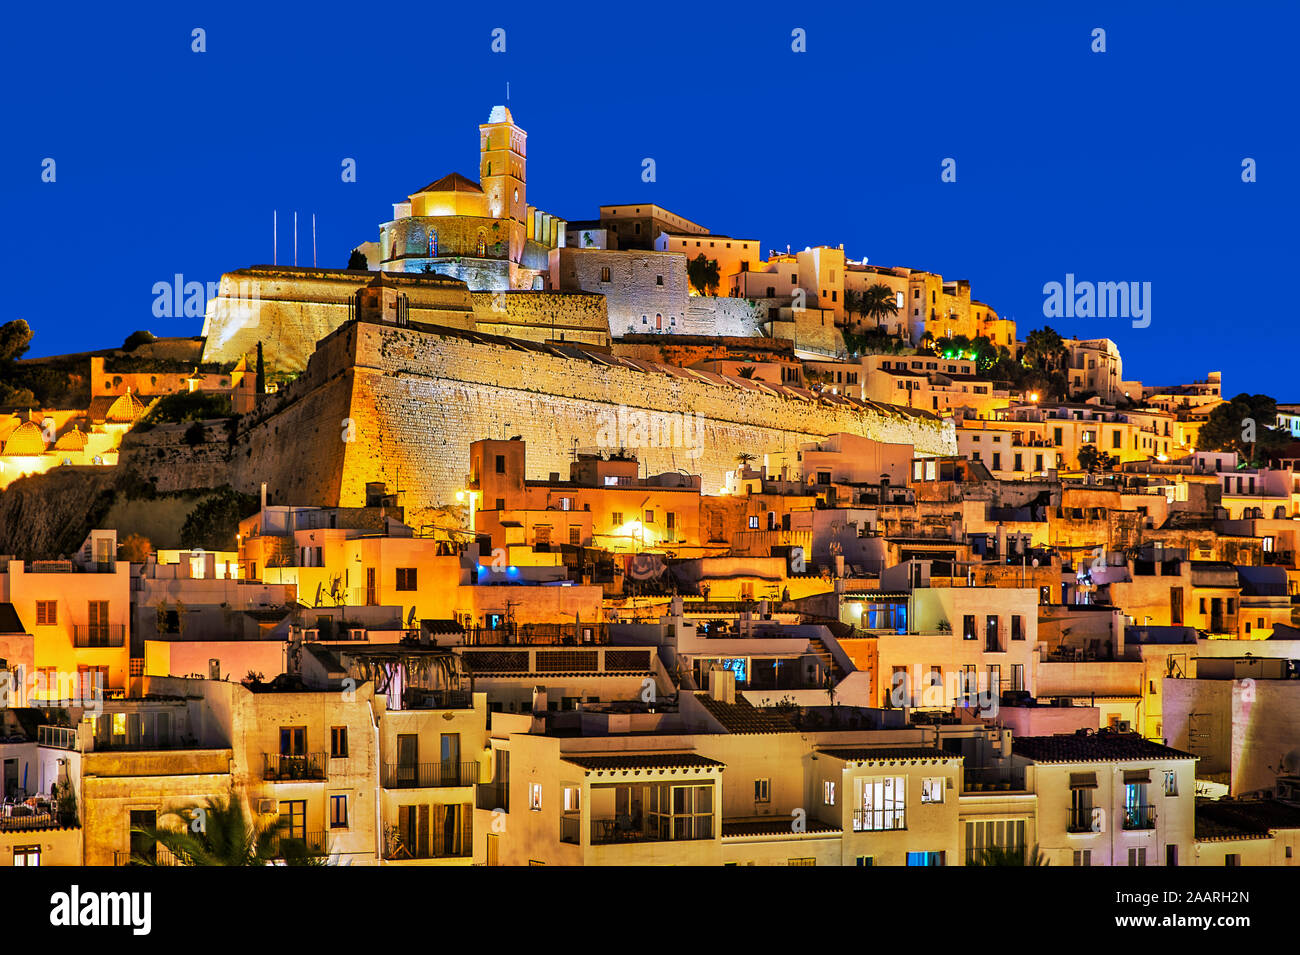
[180,487,259,551]
[1197,393,1290,461]
[686,254,721,296]
[120,533,153,563]
[0,320,33,362]
[1077,444,1116,473]
[736,366,756,379]
[122,330,156,350]
[184,421,206,446]
[347,248,369,270]
[1023,327,1068,374]
[859,283,900,330]
[973,844,1049,866]
[130,796,325,866]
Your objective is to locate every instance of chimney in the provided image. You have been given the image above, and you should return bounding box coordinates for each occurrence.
[708,666,736,704]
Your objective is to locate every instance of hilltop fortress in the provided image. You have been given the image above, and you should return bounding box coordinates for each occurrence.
[226,288,954,524]
[193,104,993,518]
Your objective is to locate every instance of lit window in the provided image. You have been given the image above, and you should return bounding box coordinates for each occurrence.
[529,783,542,811]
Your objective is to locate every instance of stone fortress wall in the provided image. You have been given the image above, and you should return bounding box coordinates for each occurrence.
[229,318,955,526]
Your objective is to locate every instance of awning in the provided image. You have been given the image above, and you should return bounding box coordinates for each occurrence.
[1069,772,1098,789]
[1123,769,1151,784]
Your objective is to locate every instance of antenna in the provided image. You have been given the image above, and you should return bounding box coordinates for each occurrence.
[506,81,510,104]
[312,213,317,268]
[294,212,298,267]
[273,211,277,265]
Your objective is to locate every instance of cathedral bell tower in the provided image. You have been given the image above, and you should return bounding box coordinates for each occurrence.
[479,105,527,270]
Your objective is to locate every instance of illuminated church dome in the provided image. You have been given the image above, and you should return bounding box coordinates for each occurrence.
[52,427,88,451]
[3,420,48,456]
[408,172,487,218]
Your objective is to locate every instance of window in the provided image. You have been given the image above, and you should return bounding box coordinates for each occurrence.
[12,845,39,866]
[1073,849,1091,867]
[644,510,654,524]
[656,275,663,286]
[280,727,306,756]
[962,614,976,640]
[754,779,771,803]
[824,781,836,806]
[855,856,874,866]
[921,778,945,803]
[331,727,348,759]
[1128,847,1147,867]
[495,454,506,474]
[788,858,815,866]
[35,601,57,626]
[330,794,348,829]
[1164,770,1178,797]
[1011,615,1024,641]
[1166,844,1178,867]
[600,267,611,282]
[906,851,944,866]
[965,819,1025,864]
[529,783,542,811]
[569,527,581,546]
[280,800,306,840]
[856,777,905,831]
[612,511,624,528]
[748,515,759,529]
[396,568,417,591]
[563,787,581,812]
[1224,853,1240,866]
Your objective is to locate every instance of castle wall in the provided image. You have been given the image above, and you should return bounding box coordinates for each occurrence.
[227,321,953,525]
[469,291,610,347]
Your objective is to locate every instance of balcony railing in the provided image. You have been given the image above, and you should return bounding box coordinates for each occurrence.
[1067,807,1095,833]
[0,810,66,831]
[588,814,714,845]
[267,830,326,859]
[72,625,126,648]
[264,752,327,781]
[382,761,478,789]
[852,809,906,832]
[476,781,509,812]
[113,846,180,866]
[1122,805,1156,831]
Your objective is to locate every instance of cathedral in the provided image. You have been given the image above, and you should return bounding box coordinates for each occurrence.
[374,106,567,291]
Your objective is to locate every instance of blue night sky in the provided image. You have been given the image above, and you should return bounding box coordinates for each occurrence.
[2,1,1294,396]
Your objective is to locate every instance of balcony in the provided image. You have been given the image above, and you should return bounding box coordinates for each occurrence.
[263,752,326,782]
[267,830,327,859]
[72,625,126,648]
[1067,807,1095,833]
[382,761,478,789]
[1122,805,1156,831]
[852,809,906,833]
[113,846,180,866]
[586,813,714,845]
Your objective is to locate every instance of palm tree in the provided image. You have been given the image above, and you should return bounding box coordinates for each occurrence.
[973,844,1050,866]
[736,366,757,379]
[735,451,756,468]
[129,796,325,866]
[860,283,900,331]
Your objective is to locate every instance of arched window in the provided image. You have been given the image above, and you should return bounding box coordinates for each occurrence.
[429,231,438,257]
[477,232,487,257]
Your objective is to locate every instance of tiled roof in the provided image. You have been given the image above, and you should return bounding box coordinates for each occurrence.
[695,694,796,734]
[1012,731,1195,763]
[818,747,959,763]
[411,171,483,195]
[562,753,724,772]
[722,819,842,838]
[1195,799,1300,841]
